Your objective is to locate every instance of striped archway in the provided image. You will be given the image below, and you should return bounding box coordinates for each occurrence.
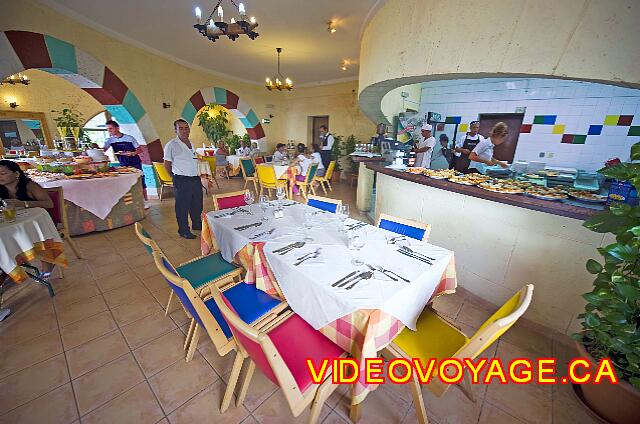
[0,31,161,165]
[181,87,266,144]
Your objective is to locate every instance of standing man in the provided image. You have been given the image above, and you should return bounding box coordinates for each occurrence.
[414,123,436,168]
[453,120,485,173]
[163,119,202,239]
[319,125,334,169]
[103,120,149,206]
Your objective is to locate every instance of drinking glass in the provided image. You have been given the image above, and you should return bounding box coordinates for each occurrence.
[303,209,314,242]
[259,195,270,221]
[276,186,286,202]
[350,230,366,265]
[244,190,255,206]
[337,204,349,232]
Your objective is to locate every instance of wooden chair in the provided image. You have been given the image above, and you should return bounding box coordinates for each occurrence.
[377,213,432,241]
[210,286,348,421]
[200,156,220,189]
[264,155,273,162]
[212,190,247,211]
[44,187,82,266]
[306,195,342,213]
[256,164,288,199]
[295,163,319,199]
[383,285,534,424]
[313,160,336,194]
[254,156,265,164]
[239,158,259,193]
[152,162,173,200]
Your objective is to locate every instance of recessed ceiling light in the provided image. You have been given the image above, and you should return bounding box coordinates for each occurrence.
[327,21,336,33]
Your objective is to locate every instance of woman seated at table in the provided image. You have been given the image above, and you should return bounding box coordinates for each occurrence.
[290,143,313,195]
[215,140,229,156]
[273,143,289,162]
[0,160,56,278]
[250,142,261,157]
[310,143,326,177]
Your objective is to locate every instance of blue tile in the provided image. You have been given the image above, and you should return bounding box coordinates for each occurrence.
[542,115,557,125]
[588,125,603,135]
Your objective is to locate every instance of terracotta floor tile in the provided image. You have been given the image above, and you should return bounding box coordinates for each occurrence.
[454,302,490,329]
[431,293,464,320]
[52,272,96,294]
[168,308,190,327]
[0,354,69,415]
[552,384,602,424]
[322,410,351,424]
[133,329,187,377]
[81,382,164,424]
[54,283,102,307]
[500,322,553,357]
[198,344,235,378]
[478,401,527,424]
[91,262,133,280]
[66,331,130,379]
[56,294,108,327]
[415,383,484,424]
[148,353,217,414]
[167,381,250,424]
[125,252,155,269]
[134,265,163,280]
[252,390,332,424]
[0,304,58,345]
[72,353,145,416]
[60,310,118,350]
[121,311,177,349]
[223,366,278,412]
[95,272,141,293]
[0,330,63,380]
[0,383,78,424]
[87,253,125,269]
[150,287,173,310]
[239,415,260,424]
[140,274,170,293]
[111,296,164,326]
[102,281,151,308]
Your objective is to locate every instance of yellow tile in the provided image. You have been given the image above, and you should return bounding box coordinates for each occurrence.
[604,115,619,125]
[552,124,565,134]
[459,123,468,133]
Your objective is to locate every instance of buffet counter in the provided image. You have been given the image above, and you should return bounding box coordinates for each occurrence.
[365,162,607,336]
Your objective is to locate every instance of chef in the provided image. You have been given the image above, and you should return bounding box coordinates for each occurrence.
[413,123,436,168]
[468,121,510,173]
[453,120,485,173]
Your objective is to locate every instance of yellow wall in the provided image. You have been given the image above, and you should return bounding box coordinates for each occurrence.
[380,84,422,124]
[1,0,374,153]
[0,69,104,139]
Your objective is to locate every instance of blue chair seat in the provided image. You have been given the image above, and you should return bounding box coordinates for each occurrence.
[176,252,240,290]
[379,219,426,241]
[204,282,283,339]
[307,198,338,213]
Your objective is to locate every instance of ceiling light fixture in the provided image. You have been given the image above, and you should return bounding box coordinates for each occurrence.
[9,102,19,109]
[193,1,258,43]
[327,21,337,33]
[265,48,293,91]
[340,60,350,71]
[1,73,30,86]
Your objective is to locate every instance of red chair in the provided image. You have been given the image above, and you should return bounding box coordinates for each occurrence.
[212,190,247,211]
[44,187,81,261]
[254,156,265,164]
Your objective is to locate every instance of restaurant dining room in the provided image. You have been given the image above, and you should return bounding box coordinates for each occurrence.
[1,1,639,423]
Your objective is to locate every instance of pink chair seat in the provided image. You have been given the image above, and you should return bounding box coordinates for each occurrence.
[217,195,247,210]
[269,314,345,393]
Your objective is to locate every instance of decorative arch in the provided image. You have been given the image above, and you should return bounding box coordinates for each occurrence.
[0,30,161,164]
[181,87,266,144]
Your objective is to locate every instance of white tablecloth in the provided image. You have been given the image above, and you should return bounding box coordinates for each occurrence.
[0,208,62,276]
[227,155,243,169]
[206,203,453,330]
[40,172,141,220]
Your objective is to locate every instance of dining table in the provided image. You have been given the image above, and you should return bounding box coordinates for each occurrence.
[200,201,457,415]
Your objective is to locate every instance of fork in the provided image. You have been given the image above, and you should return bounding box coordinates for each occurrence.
[400,245,435,261]
[249,228,275,240]
[294,248,322,266]
[345,271,374,290]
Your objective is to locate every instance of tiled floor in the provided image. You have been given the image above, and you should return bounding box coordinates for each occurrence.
[0,176,600,424]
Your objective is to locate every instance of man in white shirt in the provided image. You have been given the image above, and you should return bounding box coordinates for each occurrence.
[163,119,202,239]
[273,143,288,162]
[414,123,436,168]
[453,120,485,173]
[319,125,334,169]
[236,141,251,157]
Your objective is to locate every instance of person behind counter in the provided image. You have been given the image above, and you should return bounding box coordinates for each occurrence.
[413,123,436,168]
[468,122,510,173]
[453,120,485,173]
[273,143,289,162]
[0,159,55,279]
[431,133,453,169]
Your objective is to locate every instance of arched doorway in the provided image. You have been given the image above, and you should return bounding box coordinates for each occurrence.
[181,87,266,145]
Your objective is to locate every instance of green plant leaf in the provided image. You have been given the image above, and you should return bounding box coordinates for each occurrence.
[584,313,601,327]
[631,142,640,161]
[583,213,632,234]
[586,259,603,274]
[605,243,639,261]
[615,283,640,301]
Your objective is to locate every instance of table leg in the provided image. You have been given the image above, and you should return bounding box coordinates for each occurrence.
[21,264,55,297]
[349,402,362,423]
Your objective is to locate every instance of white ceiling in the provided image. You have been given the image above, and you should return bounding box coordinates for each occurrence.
[40,0,382,86]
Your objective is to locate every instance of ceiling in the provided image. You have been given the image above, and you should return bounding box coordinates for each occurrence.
[40,0,381,86]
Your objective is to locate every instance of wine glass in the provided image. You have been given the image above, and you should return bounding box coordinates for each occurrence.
[244,190,255,207]
[276,186,286,207]
[303,209,314,242]
[259,195,270,221]
[337,204,349,232]
[350,230,367,265]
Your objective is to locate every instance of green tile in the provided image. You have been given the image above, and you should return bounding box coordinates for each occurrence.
[44,35,77,73]
[573,135,587,144]
[181,101,197,124]
[533,115,546,124]
[628,126,640,136]
[213,87,227,104]
[122,91,146,123]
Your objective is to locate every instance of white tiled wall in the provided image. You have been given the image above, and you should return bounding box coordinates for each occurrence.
[419,78,640,171]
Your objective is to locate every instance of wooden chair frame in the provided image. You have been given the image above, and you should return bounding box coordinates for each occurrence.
[313,160,336,194]
[200,155,220,189]
[383,285,534,424]
[210,287,347,422]
[212,190,248,211]
[44,187,82,265]
[152,162,173,201]
[239,158,259,194]
[256,164,289,199]
[376,213,432,241]
[295,163,319,199]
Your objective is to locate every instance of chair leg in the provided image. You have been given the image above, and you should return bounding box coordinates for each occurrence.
[244,179,249,189]
[66,236,82,259]
[58,265,64,279]
[308,382,337,424]
[165,291,174,316]
[326,180,333,192]
[184,319,196,350]
[159,185,164,201]
[259,185,264,197]
[185,325,199,362]
[213,175,220,189]
[409,374,429,424]
[321,180,327,194]
[221,352,245,413]
[235,359,255,407]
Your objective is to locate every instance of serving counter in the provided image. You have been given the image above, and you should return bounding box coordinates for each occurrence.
[364,163,607,335]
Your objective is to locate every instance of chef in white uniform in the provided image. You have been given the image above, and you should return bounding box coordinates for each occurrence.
[414,123,437,168]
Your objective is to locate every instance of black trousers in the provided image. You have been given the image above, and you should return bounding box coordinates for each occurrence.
[319,150,333,169]
[172,175,203,234]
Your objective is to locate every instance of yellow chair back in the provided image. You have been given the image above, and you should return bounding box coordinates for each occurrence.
[256,164,277,186]
[153,162,173,184]
[203,156,217,174]
[324,160,336,180]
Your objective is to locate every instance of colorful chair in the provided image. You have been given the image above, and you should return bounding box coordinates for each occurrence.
[314,160,336,194]
[384,285,534,424]
[43,187,81,262]
[264,155,273,162]
[377,213,432,241]
[212,190,247,211]
[210,286,348,421]
[134,223,242,315]
[254,156,265,164]
[239,158,259,193]
[295,162,319,199]
[152,250,286,363]
[306,195,342,213]
[256,164,289,199]
[201,156,220,189]
[152,162,173,201]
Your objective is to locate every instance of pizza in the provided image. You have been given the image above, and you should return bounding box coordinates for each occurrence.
[406,167,427,174]
[478,181,525,194]
[567,190,607,203]
[424,169,459,179]
[525,186,568,200]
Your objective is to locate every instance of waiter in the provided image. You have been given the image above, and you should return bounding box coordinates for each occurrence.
[413,123,436,168]
[318,124,334,169]
[103,120,148,204]
[453,120,485,173]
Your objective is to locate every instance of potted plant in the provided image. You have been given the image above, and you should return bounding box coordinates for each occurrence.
[344,134,358,174]
[331,134,344,182]
[573,141,640,424]
[223,133,242,154]
[197,105,231,145]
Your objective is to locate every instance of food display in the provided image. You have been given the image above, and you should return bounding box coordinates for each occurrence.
[406,167,427,174]
[26,165,139,182]
[525,186,568,201]
[448,173,491,185]
[478,181,525,194]
[424,169,459,179]
[25,169,65,183]
[567,190,607,203]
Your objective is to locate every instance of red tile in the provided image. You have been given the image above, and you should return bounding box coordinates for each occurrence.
[84,88,121,105]
[520,124,532,133]
[222,90,239,110]
[5,31,52,69]
[617,115,633,126]
[145,140,164,163]
[561,134,574,144]
[189,91,206,112]
[247,124,265,140]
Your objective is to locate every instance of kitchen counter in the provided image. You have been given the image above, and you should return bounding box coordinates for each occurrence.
[366,163,602,220]
[350,155,386,163]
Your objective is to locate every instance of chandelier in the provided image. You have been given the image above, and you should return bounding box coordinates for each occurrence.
[1,73,30,86]
[193,1,258,42]
[265,48,293,91]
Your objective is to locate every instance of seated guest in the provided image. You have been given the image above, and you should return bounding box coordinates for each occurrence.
[273,143,288,161]
[0,160,56,279]
[291,143,313,195]
[310,143,326,177]
[236,140,251,156]
[250,142,261,157]
[215,140,229,156]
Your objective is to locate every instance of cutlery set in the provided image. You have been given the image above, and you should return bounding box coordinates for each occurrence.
[387,235,407,244]
[214,207,252,218]
[331,271,374,290]
[249,228,275,240]
[294,248,322,266]
[366,264,410,283]
[396,246,434,264]
[345,222,367,231]
[234,222,263,231]
[272,241,305,255]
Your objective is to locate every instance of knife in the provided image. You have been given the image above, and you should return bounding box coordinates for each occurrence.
[331,270,358,287]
